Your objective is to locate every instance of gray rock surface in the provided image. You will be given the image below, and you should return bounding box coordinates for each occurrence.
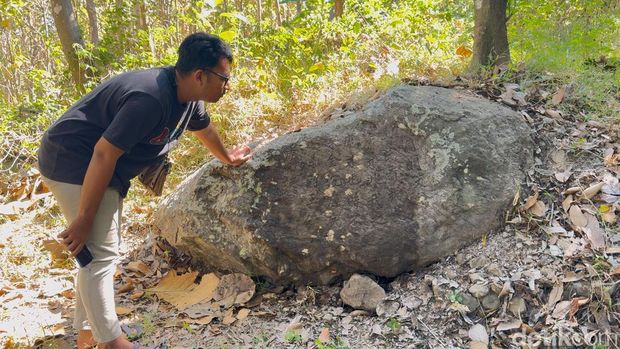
[153,85,534,285]
[339,274,386,312]
[468,284,490,298]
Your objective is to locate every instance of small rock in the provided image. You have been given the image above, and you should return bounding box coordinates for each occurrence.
[469,256,490,269]
[445,269,458,279]
[376,299,401,317]
[468,284,490,298]
[563,281,591,298]
[402,296,423,310]
[350,310,369,317]
[509,296,527,317]
[323,313,334,321]
[456,253,467,265]
[340,274,386,312]
[461,293,480,313]
[481,294,501,310]
[486,263,502,276]
[469,273,485,283]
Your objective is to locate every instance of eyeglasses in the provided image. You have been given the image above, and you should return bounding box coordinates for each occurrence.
[204,69,230,84]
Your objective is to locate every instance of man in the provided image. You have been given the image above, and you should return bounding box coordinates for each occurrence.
[37,32,251,349]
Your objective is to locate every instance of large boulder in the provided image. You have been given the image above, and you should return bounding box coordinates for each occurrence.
[153,85,534,285]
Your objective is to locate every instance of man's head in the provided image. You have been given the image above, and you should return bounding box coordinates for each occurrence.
[175,32,233,103]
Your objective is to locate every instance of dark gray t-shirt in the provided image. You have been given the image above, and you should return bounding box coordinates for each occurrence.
[38,66,209,197]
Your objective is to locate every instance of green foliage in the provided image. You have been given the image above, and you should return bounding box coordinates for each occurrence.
[284,330,303,343]
[315,336,349,349]
[0,0,617,194]
[386,318,401,332]
[449,289,464,304]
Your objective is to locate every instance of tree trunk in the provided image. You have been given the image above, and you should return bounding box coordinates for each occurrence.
[50,0,86,89]
[257,0,262,31]
[274,0,281,26]
[469,0,510,71]
[334,0,344,18]
[85,0,99,45]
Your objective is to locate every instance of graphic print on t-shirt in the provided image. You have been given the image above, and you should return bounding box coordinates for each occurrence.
[149,127,170,144]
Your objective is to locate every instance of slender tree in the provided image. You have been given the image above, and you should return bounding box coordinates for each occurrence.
[469,0,510,71]
[50,0,86,89]
[334,0,344,18]
[274,0,282,26]
[85,0,99,45]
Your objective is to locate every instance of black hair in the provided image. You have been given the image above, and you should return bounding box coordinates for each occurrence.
[175,32,233,75]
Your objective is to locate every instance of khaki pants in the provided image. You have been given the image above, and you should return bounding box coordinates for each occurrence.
[42,176,123,343]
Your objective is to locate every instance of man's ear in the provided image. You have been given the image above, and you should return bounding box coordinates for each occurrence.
[193,69,206,85]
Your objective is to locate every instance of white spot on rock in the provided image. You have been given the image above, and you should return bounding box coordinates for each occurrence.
[326,230,335,241]
[345,189,353,196]
[302,248,309,255]
[324,186,335,197]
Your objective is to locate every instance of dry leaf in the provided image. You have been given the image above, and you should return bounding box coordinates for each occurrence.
[581,182,604,200]
[568,297,589,321]
[569,206,588,228]
[551,301,571,319]
[148,271,220,310]
[523,193,539,210]
[318,327,330,343]
[468,324,488,344]
[606,247,620,254]
[583,227,606,250]
[554,169,571,183]
[222,309,236,325]
[512,188,520,206]
[546,283,564,309]
[499,281,514,298]
[127,261,151,275]
[115,306,134,315]
[564,187,581,195]
[529,201,546,217]
[118,280,135,294]
[469,342,487,349]
[186,315,214,325]
[237,308,251,320]
[551,87,566,105]
[42,240,68,261]
[562,195,573,212]
[500,89,517,106]
[546,109,563,119]
[212,273,255,306]
[61,289,75,299]
[129,291,144,300]
[456,45,473,58]
[612,266,620,276]
[496,319,522,331]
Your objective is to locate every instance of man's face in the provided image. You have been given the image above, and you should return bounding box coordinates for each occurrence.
[199,57,231,103]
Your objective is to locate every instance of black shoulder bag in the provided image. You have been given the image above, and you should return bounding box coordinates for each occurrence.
[138,111,191,196]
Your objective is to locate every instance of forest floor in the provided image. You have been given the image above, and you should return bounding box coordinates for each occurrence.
[1,75,619,349]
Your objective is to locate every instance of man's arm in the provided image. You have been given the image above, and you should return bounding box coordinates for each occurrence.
[58,137,124,255]
[192,123,251,166]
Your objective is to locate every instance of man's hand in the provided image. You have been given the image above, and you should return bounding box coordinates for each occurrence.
[226,144,252,166]
[58,216,92,256]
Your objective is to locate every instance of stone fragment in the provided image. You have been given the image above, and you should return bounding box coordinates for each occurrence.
[339,274,385,312]
[461,293,480,313]
[469,284,490,298]
[481,294,501,310]
[509,297,527,317]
